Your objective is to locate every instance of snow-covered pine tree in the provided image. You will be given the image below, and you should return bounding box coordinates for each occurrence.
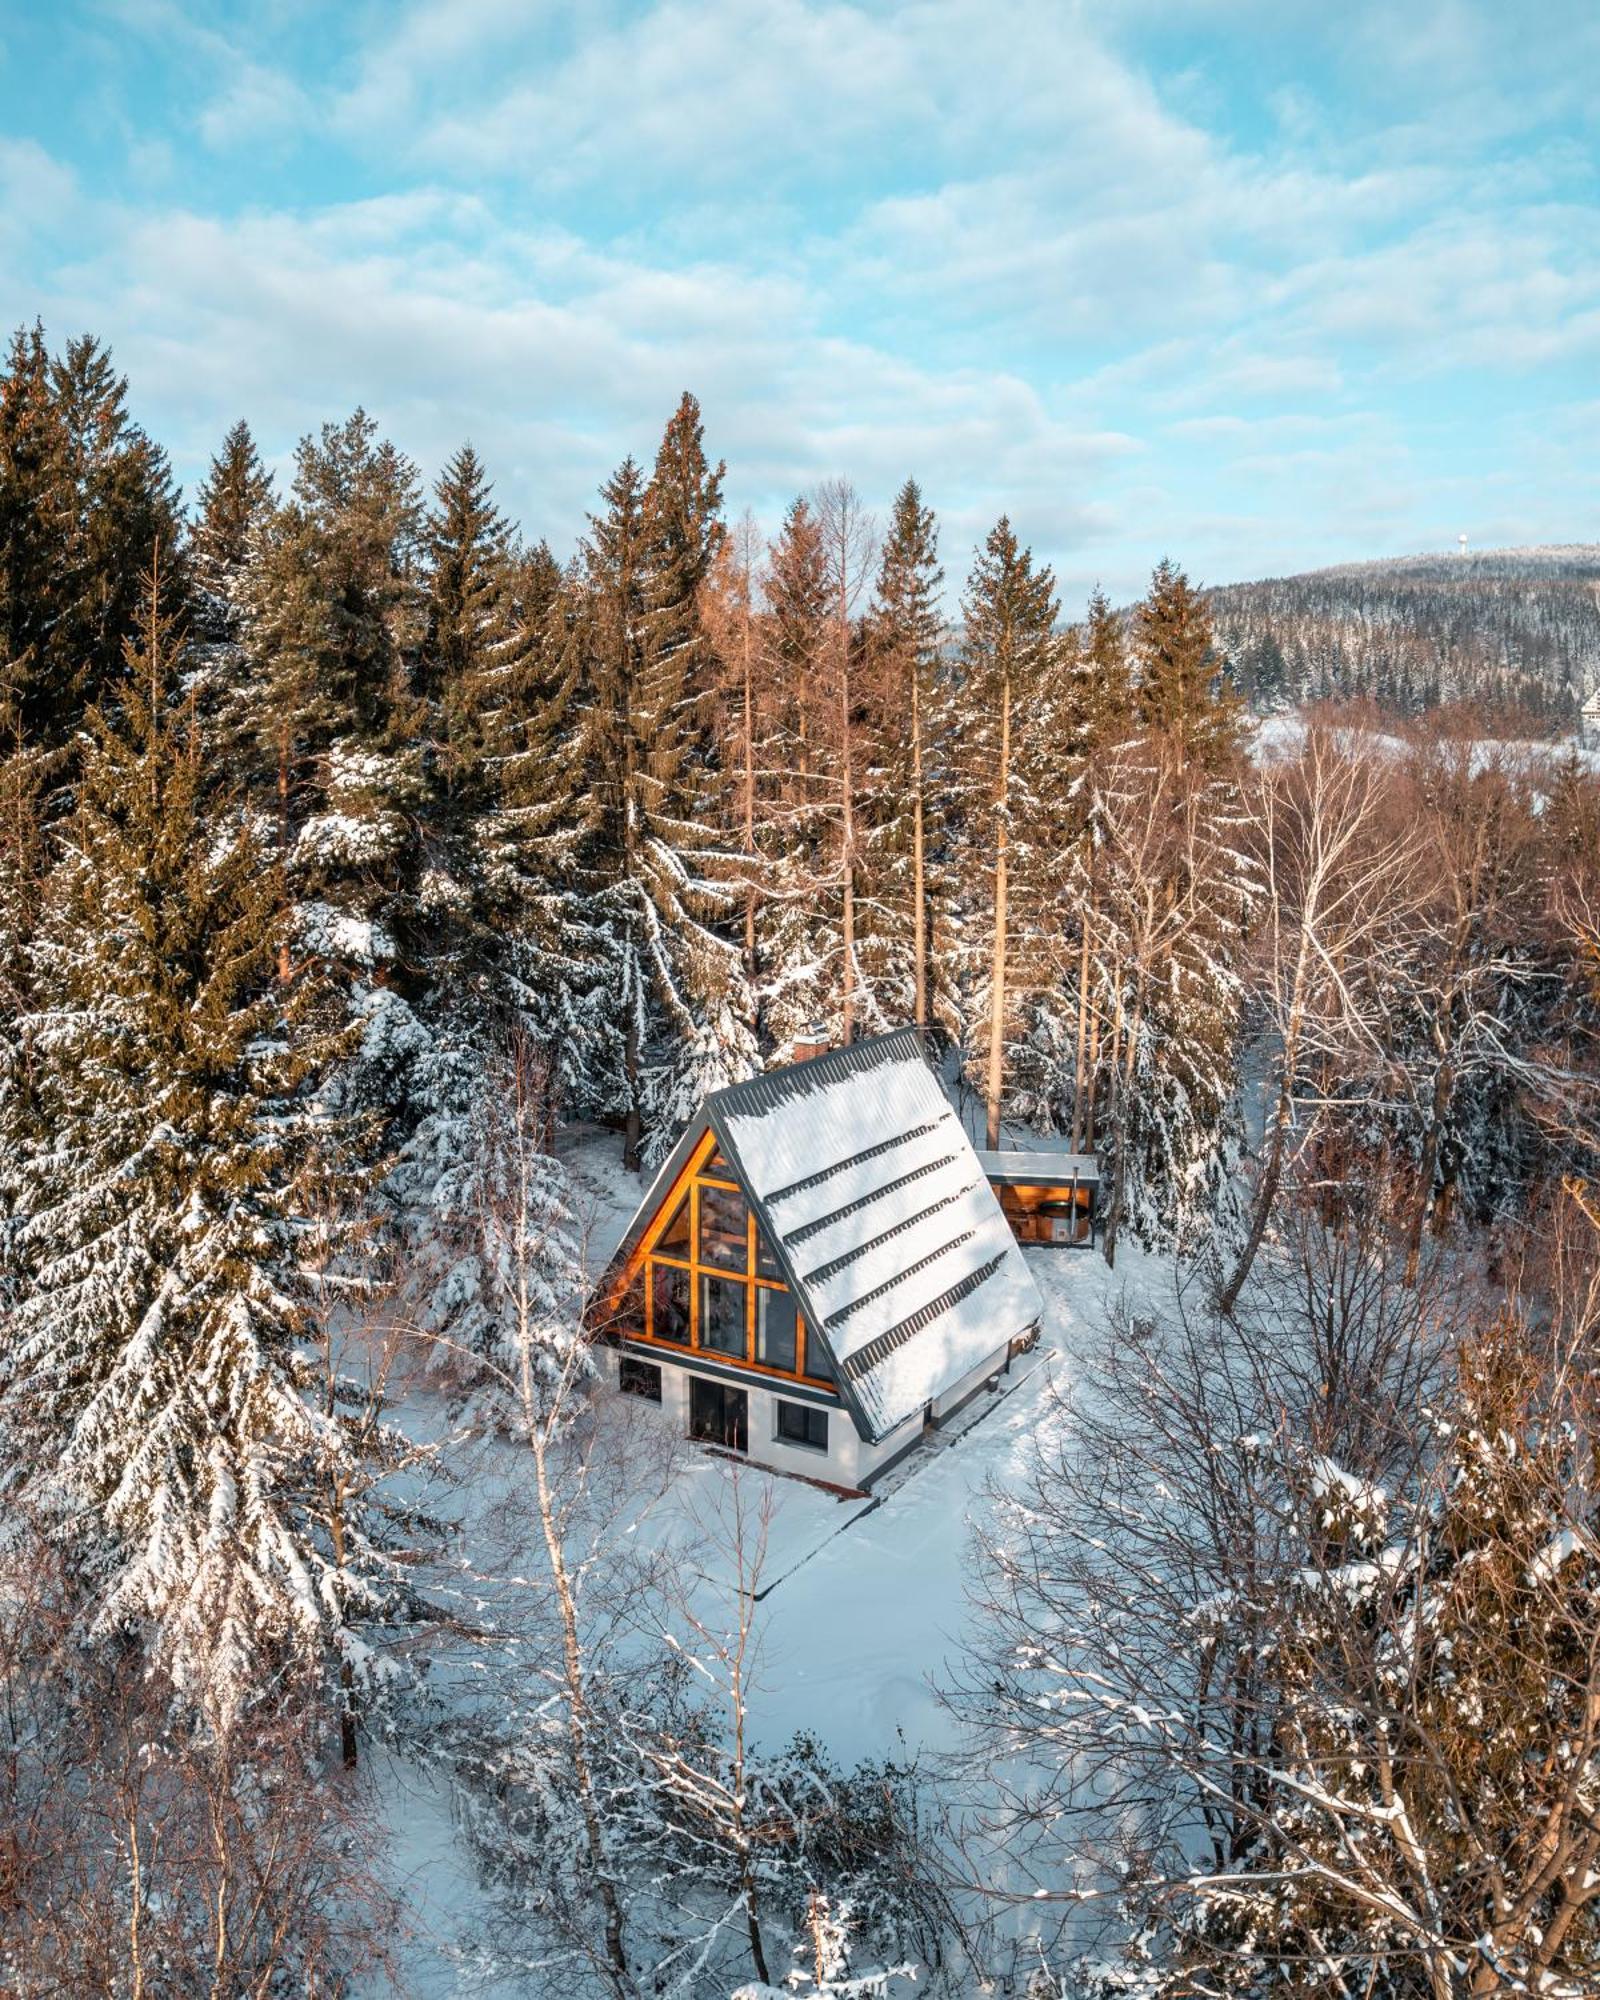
[640,392,726,765]
[1046,587,1137,1155]
[701,512,766,987]
[757,494,837,1055]
[0,325,57,730]
[862,479,948,1034]
[639,396,757,1118]
[238,409,426,989]
[418,441,528,994]
[951,517,1063,1146]
[577,419,753,1170]
[190,420,275,767]
[1132,557,1244,774]
[422,453,606,1111]
[0,327,185,758]
[0,566,416,1723]
[407,1028,587,1391]
[191,420,273,645]
[1083,736,1251,1261]
[1079,584,1134,744]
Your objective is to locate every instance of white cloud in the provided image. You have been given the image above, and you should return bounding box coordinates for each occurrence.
[9,0,1600,600]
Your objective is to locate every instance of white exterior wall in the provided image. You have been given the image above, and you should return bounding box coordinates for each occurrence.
[602,1345,923,1491]
[929,1341,1012,1424]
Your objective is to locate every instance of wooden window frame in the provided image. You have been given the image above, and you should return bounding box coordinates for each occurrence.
[610,1130,838,1392]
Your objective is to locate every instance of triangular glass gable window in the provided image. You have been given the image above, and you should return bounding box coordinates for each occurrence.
[754,1226,784,1280]
[655,1188,691,1256]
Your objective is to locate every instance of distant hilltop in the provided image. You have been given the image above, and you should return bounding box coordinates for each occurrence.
[1207,544,1600,724]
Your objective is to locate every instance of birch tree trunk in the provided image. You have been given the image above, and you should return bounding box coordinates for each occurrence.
[528,1414,635,1999]
[742,607,756,980]
[985,673,1011,1150]
[912,667,927,1029]
[1219,925,1313,1313]
[1070,891,1092,1154]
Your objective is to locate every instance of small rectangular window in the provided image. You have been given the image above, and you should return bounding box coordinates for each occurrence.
[776,1400,828,1451]
[619,1356,662,1402]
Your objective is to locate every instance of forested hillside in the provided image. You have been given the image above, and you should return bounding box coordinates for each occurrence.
[3,326,1600,1996]
[1209,544,1600,721]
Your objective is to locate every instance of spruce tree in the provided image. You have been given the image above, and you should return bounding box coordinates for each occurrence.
[238,410,426,994]
[192,420,273,639]
[0,325,56,712]
[0,569,407,1718]
[191,421,275,762]
[0,327,60,1000]
[418,442,524,982]
[865,477,947,1029]
[757,495,835,1052]
[0,327,183,755]
[640,390,725,738]
[1081,585,1134,745]
[47,335,186,728]
[1133,558,1242,772]
[955,517,1062,1145]
[578,431,751,1169]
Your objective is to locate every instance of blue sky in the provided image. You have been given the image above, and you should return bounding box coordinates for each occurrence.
[2,0,1598,605]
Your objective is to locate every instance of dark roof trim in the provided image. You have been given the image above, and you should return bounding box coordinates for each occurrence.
[840,1253,1011,1388]
[765,1121,945,1210]
[979,1149,1100,1186]
[783,1147,961,1249]
[803,1181,975,1290]
[822,1226,977,1332]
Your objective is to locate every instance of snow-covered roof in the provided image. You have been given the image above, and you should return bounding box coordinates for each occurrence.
[977,1148,1099,1186]
[708,1031,1043,1441]
[1584,687,1600,716]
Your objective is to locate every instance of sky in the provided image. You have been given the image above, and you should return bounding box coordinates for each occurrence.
[2,0,1598,605]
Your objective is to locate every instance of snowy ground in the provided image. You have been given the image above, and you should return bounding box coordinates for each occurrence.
[369,1123,1173,1993]
[1253,709,1600,777]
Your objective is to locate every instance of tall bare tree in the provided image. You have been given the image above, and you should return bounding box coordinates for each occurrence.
[815,478,876,1044]
[1220,724,1422,1311]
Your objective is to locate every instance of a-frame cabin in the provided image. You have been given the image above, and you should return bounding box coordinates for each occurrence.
[589,1029,1045,1492]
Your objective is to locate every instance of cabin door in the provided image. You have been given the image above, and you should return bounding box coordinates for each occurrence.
[689,1377,748,1453]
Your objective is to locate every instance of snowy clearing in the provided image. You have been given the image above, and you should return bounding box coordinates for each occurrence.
[367,1126,1173,1992]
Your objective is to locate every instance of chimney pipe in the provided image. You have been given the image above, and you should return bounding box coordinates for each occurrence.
[791,1020,831,1064]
